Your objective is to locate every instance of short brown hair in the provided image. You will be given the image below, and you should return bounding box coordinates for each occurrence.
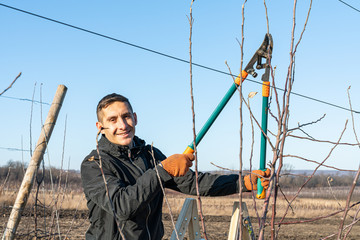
[96,93,133,121]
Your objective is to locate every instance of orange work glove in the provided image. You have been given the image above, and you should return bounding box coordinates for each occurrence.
[161,153,195,177]
[244,169,271,191]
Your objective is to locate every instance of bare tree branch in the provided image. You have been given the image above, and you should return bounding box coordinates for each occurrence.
[237,2,247,238]
[95,129,126,239]
[283,154,357,172]
[187,1,208,239]
[0,167,11,193]
[327,176,345,210]
[322,217,360,240]
[337,167,360,239]
[278,120,348,227]
[343,204,360,239]
[293,0,313,55]
[274,201,360,225]
[0,72,21,96]
[337,87,360,239]
[287,134,360,146]
[347,86,360,149]
[287,113,326,132]
[149,145,180,240]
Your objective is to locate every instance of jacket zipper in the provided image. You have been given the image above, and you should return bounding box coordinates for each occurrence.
[127,149,152,240]
[128,149,145,174]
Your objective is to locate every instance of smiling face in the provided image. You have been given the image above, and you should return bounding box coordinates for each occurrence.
[96,101,137,147]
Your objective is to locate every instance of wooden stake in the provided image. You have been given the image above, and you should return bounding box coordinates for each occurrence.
[228,202,254,240]
[2,85,67,240]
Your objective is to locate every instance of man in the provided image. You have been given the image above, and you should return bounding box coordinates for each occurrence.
[81,93,270,239]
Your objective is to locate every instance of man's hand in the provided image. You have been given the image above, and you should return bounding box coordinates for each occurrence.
[244,169,271,191]
[161,153,195,177]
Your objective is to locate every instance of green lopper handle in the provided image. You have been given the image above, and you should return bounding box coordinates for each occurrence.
[256,81,270,199]
[184,70,248,154]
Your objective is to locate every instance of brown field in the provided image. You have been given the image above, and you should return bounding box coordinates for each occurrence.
[1,189,360,239]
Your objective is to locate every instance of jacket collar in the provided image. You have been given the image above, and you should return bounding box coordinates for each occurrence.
[98,135,146,158]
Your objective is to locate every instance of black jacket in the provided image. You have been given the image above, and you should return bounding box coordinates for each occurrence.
[81,135,243,240]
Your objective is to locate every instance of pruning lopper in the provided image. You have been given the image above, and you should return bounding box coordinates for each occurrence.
[183,34,273,199]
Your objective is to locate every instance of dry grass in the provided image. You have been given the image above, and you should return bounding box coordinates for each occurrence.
[1,189,358,219]
[162,191,359,219]
[0,190,88,210]
[1,189,360,239]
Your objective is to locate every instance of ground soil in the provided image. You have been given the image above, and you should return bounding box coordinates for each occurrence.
[1,208,360,239]
[162,214,360,240]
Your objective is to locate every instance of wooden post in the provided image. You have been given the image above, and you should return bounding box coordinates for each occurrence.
[228,202,255,240]
[2,85,67,240]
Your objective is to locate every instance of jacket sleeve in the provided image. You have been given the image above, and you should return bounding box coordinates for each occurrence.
[81,155,172,221]
[165,169,249,196]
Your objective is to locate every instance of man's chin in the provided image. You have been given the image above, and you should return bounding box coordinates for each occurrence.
[115,137,133,147]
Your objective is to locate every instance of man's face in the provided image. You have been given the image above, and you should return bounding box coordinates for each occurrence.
[96,101,137,147]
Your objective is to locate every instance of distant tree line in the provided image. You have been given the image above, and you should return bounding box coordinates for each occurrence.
[0,160,82,190]
[1,161,358,190]
[279,171,359,188]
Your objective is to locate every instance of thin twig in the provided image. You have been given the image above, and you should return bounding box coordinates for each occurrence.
[343,204,360,239]
[297,126,315,139]
[237,1,247,239]
[282,154,357,172]
[347,86,360,148]
[338,167,360,239]
[187,1,208,239]
[0,72,21,96]
[278,185,295,215]
[209,162,270,180]
[287,134,360,146]
[293,0,313,55]
[21,136,25,175]
[337,87,360,239]
[279,172,309,178]
[278,120,348,227]
[322,217,360,240]
[63,194,83,239]
[29,82,37,158]
[274,201,360,225]
[242,96,276,151]
[327,176,343,209]
[95,129,126,239]
[0,167,11,193]
[248,94,261,224]
[57,116,68,212]
[287,114,326,132]
[149,144,179,240]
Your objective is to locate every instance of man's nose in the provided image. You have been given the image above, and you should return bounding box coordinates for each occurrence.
[116,118,128,129]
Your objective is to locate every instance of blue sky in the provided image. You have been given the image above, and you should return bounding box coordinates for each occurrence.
[0,1,359,172]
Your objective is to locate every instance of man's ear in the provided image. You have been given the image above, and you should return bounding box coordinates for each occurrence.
[133,112,138,126]
[96,121,104,133]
